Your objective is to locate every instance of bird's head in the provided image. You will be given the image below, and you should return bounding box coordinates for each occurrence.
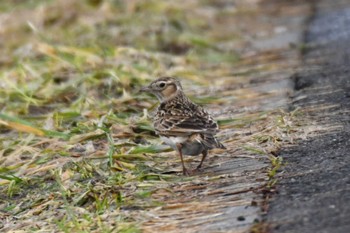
[140,77,183,102]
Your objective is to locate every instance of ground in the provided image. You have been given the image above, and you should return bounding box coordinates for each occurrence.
[0,0,349,233]
[266,0,350,232]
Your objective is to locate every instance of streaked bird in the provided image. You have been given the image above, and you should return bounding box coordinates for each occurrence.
[141,77,225,175]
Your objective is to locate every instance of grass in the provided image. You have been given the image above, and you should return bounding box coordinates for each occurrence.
[0,1,241,231]
[0,0,300,232]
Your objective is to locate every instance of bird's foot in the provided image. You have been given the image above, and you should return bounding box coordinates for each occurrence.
[182,167,195,176]
[193,162,204,172]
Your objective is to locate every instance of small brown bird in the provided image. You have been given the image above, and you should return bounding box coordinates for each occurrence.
[141,77,225,175]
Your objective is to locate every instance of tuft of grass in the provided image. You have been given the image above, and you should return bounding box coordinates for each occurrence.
[267,155,284,187]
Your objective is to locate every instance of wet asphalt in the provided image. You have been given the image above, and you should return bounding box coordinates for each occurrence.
[266,0,350,233]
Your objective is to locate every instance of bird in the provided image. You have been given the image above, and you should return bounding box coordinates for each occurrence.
[140,77,226,175]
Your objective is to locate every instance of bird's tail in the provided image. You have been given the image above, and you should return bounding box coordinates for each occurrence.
[215,139,226,149]
[202,134,226,150]
[217,141,226,149]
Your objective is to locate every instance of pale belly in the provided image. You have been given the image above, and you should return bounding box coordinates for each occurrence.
[160,136,187,150]
[160,136,204,156]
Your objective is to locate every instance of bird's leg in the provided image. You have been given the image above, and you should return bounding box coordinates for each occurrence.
[176,143,191,176]
[195,150,208,171]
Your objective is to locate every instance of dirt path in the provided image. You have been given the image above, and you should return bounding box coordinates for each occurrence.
[266,0,350,232]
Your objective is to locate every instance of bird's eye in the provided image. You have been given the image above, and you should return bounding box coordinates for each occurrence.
[159,82,166,88]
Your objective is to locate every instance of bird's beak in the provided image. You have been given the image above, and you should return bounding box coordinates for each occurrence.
[139,86,151,93]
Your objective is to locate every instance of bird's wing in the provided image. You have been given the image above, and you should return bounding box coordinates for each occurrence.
[154,109,219,136]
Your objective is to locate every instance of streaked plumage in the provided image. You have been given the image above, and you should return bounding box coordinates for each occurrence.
[141,77,225,175]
